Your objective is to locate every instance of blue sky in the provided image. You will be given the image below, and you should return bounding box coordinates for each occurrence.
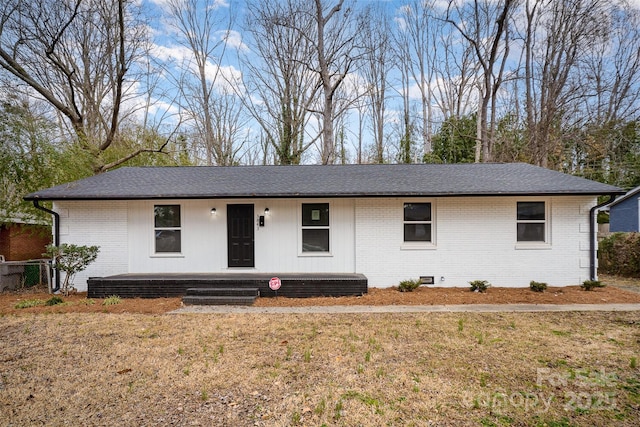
[138,0,428,162]
[131,0,640,164]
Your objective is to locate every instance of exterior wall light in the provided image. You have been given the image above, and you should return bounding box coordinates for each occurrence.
[264,208,270,215]
[210,208,217,215]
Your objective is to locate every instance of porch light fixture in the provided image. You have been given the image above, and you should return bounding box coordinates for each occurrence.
[210,208,217,215]
[264,208,270,215]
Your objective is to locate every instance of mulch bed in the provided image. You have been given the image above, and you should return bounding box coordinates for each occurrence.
[1,274,639,315]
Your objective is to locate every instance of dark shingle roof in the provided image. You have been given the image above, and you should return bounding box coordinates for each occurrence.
[24,163,624,201]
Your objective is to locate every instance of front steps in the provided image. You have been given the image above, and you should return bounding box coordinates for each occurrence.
[182,287,259,306]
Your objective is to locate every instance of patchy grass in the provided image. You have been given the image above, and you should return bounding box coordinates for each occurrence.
[103,295,122,306]
[45,296,65,306]
[13,299,45,309]
[0,311,639,426]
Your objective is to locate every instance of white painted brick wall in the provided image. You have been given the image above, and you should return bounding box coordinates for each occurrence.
[55,195,596,291]
[54,201,128,292]
[355,196,595,288]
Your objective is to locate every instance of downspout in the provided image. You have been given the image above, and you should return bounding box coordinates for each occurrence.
[589,195,616,281]
[32,200,60,293]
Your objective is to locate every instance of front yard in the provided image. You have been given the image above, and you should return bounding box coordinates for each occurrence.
[1,310,639,426]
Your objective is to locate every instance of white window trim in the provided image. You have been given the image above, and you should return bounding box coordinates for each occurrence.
[151,203,184,257]
[298,201,333,257]
[515,198,552,250]
[401,199,437,250]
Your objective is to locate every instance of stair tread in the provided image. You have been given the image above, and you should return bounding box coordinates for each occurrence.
[185,287,259,297]
[182,295,257,306]
[186,287,259,291]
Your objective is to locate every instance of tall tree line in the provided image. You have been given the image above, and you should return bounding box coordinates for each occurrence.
[1,0,640,221]
[239,0,640,180]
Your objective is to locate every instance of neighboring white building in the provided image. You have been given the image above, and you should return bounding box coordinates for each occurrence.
[25,163,623,294]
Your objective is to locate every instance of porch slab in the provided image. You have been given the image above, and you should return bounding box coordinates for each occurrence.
[87,273,368,299]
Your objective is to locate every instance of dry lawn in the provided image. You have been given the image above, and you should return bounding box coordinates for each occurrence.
[1,311,640,426]
[1,275,640,426]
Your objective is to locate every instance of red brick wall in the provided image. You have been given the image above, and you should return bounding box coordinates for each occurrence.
[0,224,52,261]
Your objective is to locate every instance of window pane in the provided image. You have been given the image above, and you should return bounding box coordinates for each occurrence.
[517,202,545,221]
[302,203,329,226]
[302,229,329,252]
[404,203,431,222]
[517,223,544,242]
[155,230,181,252]
[154,205,181,227]
[404,224,432,242]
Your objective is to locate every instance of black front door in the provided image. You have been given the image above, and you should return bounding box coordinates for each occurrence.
[227,204,254,267]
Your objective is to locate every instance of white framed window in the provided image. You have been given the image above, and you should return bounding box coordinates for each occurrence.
[516,201,549,244]
[154,204,181,253]
[402,201,436,249]
[301,203,330,253]
[403,202,432,242]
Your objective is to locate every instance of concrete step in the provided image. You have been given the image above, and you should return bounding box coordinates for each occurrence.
[182,295,257,306]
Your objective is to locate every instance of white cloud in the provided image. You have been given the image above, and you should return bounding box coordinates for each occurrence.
[204,63,244,92]
[209,0,230,10]
[147,0,229,11]
[150,44,194,63]
[145,0,172,9]
[217,30,249,51]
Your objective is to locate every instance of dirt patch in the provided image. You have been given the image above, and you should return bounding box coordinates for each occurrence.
[1,274,639,315]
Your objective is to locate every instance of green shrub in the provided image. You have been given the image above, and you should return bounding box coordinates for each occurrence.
[598,232,640,277]
[398,279,421,292]
[529,281,548,292]
[469,280,490,293]
[597,211,609,224]
[45,296,65,306]
[44,243,100,296]
[103,295,122,306]
[581,280,606,291]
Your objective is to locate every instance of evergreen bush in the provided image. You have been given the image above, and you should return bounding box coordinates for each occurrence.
[598,233,640,277]
[581,280,606,291]
[398,279,422,292]
[529,281,547,292]
[469,280,490,293]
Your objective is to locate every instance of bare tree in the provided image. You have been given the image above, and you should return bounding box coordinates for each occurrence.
[394,40,416,164]
[432,24,479,122]
[307,0,364,164]
[351,92,368,164]
[361,6,391,164]
[240,0,319,165]
[395,0,439,158]
[580,1,640,125]
[253,0,364,164]
[521,0,610,168]
[566,1,640,182]
[165,0,247,166]
[446,0,516,162]
[0,0,161,173]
